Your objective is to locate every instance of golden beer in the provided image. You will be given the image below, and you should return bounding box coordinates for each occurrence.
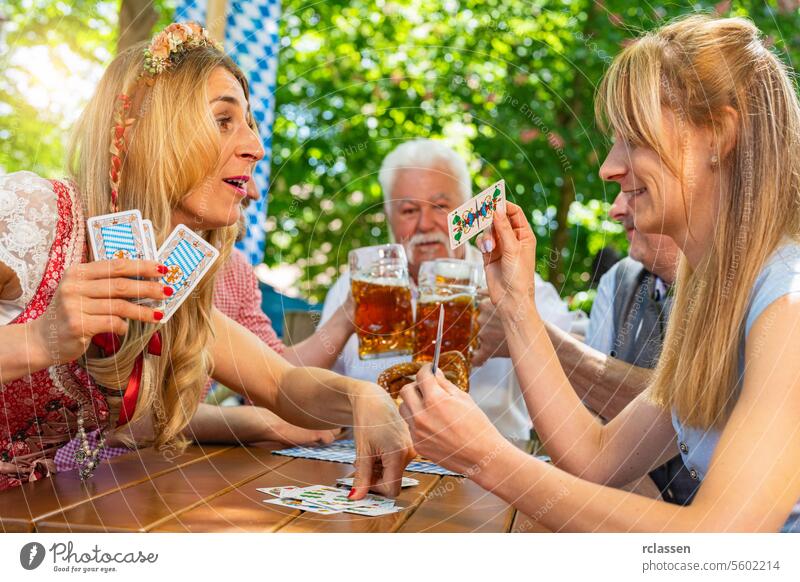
[413,259,480,363]
[351,277,414,359]
[349,244,414,360]
[414,294,477,361]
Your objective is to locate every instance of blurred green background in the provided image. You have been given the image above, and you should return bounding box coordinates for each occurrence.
[2,0,799,310]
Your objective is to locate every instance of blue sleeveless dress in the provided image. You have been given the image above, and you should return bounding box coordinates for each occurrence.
[671,242,800,532]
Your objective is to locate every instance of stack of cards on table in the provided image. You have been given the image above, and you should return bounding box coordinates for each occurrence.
[86,210,219,323]
[258,483,414,517]
[335,476,419,489]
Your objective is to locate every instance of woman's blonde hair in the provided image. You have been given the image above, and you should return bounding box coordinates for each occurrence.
[67,42,249,450]
[596,15,800,429]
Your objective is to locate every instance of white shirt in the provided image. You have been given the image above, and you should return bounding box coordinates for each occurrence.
[320,244,578,440]
[584,262,619,354]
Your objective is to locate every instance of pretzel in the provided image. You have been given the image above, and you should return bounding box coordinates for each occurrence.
[377,351,470,399]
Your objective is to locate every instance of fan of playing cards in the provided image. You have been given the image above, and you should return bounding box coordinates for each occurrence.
[87,210,219,323]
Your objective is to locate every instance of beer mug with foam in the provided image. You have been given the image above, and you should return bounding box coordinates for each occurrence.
[414,258,480,362]
[349,244,414,360]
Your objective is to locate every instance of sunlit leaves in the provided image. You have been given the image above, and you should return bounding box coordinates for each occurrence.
[269,0,800,305]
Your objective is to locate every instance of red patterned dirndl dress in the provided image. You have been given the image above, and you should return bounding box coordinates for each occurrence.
[0,179,109,491]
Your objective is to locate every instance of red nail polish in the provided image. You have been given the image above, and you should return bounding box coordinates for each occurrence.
[154,311,164,321]
[157,265,168,275]
[347,488,357,499]
[163,286,173,297]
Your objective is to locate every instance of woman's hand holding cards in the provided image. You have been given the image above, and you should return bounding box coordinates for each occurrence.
[476,202,539,318]
[32,259,170,364]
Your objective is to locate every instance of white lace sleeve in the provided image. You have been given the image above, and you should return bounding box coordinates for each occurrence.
[0,171,58,308]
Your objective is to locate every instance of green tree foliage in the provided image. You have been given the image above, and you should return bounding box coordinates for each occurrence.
[0,1,116,175]
[269,0,800,303]
[0,0,174,176]
[2,1,799,308]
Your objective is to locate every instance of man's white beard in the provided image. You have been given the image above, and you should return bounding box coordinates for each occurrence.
[403,231,453,267]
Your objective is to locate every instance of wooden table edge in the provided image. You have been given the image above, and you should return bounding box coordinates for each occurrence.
[30,445,235,532]
[386,474,443,533]
[139,456,295,533]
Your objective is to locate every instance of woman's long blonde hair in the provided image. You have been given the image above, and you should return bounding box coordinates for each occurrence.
[67,42,248,450]
[596,15,800,429]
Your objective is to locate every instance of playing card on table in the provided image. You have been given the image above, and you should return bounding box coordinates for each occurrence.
[287,485,351,505]
[87,210,147,262]
[259,484,403,517]
[336,477,419,489]
[156,225,219,323]
[288,485,398,513]
[447,179,506,250]
[257,485,302,498]
[263,497,342,515]
[343,504,403,517]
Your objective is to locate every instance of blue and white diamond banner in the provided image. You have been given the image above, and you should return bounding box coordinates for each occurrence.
[175,0,281,266]
[174,0,207,24]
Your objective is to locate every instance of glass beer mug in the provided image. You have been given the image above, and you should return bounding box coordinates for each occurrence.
[414,258,480,362]
[349,244,415,360]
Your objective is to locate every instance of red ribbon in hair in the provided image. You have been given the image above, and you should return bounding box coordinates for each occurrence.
[91,332,162,427]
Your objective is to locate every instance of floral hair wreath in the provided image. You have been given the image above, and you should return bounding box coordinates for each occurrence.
[108,22,224,212]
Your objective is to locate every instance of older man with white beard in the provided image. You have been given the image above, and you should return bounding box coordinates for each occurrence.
[320,139,578,440]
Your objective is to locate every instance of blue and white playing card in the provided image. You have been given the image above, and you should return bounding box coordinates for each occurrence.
[141,219,158,260]
[273,440,463,476]
[134,219,164,309]
[87,210,147,262]
[156,224,219,323]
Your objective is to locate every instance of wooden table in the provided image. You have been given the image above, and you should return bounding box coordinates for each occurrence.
[0,440,549,533]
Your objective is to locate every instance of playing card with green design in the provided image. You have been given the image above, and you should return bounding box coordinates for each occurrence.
[447,179,506,250]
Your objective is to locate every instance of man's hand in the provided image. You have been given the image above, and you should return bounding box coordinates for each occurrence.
[341,290,356,325]
[472,293,510,366]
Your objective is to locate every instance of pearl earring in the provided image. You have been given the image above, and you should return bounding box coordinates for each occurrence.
[710,154,719,167]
